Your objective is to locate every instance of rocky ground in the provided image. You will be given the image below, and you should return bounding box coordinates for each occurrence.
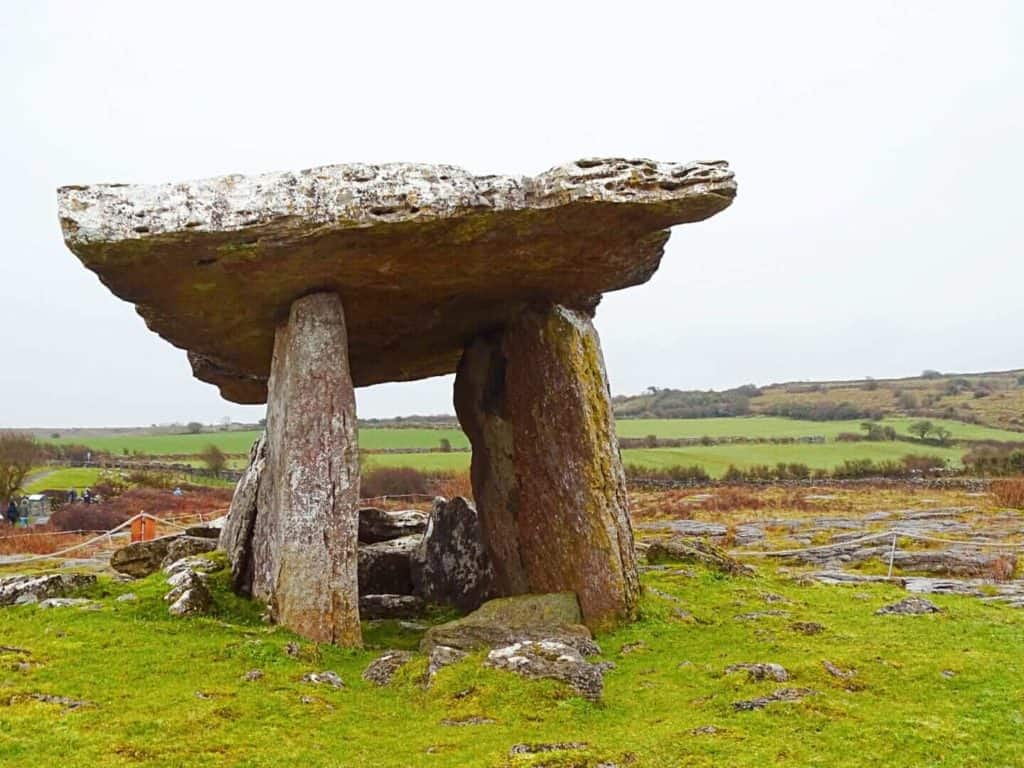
[2,483,1023,766]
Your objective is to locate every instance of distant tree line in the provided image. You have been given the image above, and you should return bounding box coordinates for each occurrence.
[614,385,761,419]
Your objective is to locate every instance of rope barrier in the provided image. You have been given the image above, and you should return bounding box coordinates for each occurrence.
[0,513,192,565]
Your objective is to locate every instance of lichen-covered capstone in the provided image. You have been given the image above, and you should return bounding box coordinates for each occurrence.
[57,158,736,403]
[251,292,361,646]
[455,304,640,630]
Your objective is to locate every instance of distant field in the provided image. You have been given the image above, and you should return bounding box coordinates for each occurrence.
[46,416,1018,459]
[48,427,469,455]
[361,442,963,477]
[616,416,1024,442]
[24,467,105,494]
[620,442,964,478]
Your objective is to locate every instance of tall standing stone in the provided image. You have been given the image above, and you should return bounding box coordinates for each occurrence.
[455,304,639,631]
[251,293,362,646]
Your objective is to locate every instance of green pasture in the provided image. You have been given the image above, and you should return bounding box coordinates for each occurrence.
[614,416,1023,442]
[23,468,105,494]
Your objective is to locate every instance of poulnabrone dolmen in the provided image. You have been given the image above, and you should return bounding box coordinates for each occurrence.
[58,158,737,646]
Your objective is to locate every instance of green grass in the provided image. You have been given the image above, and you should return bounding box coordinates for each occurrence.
[23,467,105,494]
[2,563,1023,766]
[360,443,963,477]
[621,442,965,478]
[48,428,469,455]
[615,416,1023,442]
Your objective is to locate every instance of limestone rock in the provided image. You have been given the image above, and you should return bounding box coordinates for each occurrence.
[358,535,420,596]
[251,293,361,646]
[724,662,790,682]
[411,497,493,611]
[110,537,177,578]
[358,507,427,544]
[0,573,96,606]
[160,536,217,569]
[58,158,736,403]
[646,537,754,577]
[302,671,345,689]
[219,433,266,595]
[184,525,222,540]
[359,594,425,620]
[733,688,816,711]
[486,640,607,700]
[454,305,639,630]
[362,651,413,686]
[427,645,468,678]
[421,592,598,656]
[38,598,95,609]
[168,585,213,617]
[876,597,942,615]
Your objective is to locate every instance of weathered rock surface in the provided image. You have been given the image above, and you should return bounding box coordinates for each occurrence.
[251,293,361,646]
[160,536,218,569]
[358,507,427,544]
[411,497,493,611]
[733,688,816,711]
[219,434,266,594]
[362,651,413,686]
[421,592,598,656]
[724,662,790,682]
[486,640,608,700]
[646,537,754,576]
[876,597,942,615]
[0,573,96,606]
[358,536,420,596]
[455,305,639,630]
[58,158,736,403]
[110,538,176,578]
[359,594,425,620]
[164,560,216,618]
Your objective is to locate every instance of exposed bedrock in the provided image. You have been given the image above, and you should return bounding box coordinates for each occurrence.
[454,303,640,631]
[249,292,361,646]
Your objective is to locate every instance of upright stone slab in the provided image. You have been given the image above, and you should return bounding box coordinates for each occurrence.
[455,304,639,630]
[251,293,362,646]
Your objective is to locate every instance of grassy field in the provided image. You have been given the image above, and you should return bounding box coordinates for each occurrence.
[1,558,1023,766]
[23,467,106,494]
[49,428,469,455]
[615,416,1024,442]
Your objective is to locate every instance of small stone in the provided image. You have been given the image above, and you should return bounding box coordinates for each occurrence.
[29,693,92,710]
[876,597,942,615]
[427,645,467,678]
[195,691,212,700]
[791,621,825,635]
[724,662,790,682]
[284,642,301,658]
[168,584,213,617]
[941,669,956,679]
[733,687,816,711]
[115,593,137,603]
[302,671,345,689]
[509,742,588,755]
[243,669,263,682]
[691,725,719,735]
[440,716,495,726]
[822,660,856,680]
[619,642,645,655]
[38,598,93,609]
[362,651,412,686]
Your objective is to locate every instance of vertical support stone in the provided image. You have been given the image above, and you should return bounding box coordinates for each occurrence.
[250,292,362,646]
[454,304,640,631]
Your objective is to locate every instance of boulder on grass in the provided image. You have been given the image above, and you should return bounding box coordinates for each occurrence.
[110,538,177,578]
[486,640,609,700]
[0,573,96,606]
[160,536,218,569]
[646,537,754,576]
[421,592,597,656]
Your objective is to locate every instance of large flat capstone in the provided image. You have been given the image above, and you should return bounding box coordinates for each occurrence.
[57,158,736,403]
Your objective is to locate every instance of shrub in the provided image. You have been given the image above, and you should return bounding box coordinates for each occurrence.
[432,470,473,500]
[199,444,227,473]
[91,470,128,499]
[992,478,1024,509]
[360,467,429,499]
[438,438,452,453]
[50,504,131,532]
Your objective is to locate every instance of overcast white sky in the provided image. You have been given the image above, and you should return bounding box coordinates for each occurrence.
[1,1,1020,428]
